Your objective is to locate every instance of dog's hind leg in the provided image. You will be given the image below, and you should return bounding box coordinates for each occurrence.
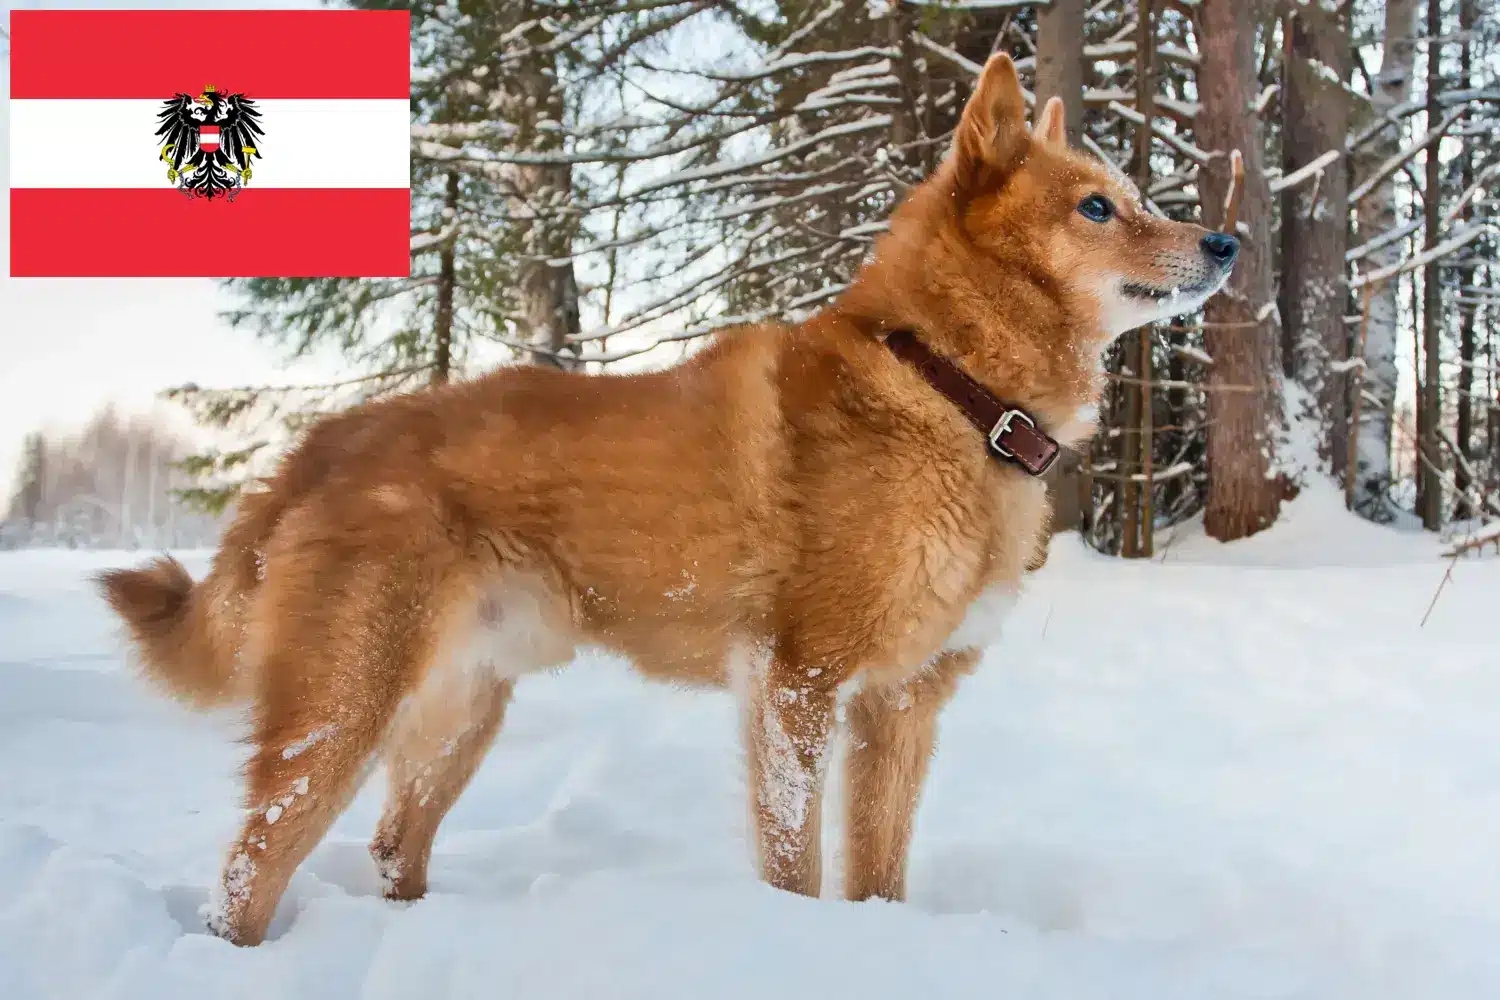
[371,675,514,900]
[842,649,974,902]
[207,547,464,946]
[370,557,577,900]
[210,668,394,946]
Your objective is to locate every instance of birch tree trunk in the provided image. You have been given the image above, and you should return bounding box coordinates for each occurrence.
[1197,0,1286,540]
[1281,0,1350,475]
[1353,0,1420,519]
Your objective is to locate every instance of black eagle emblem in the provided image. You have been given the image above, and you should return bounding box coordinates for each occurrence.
[155,85,264,200]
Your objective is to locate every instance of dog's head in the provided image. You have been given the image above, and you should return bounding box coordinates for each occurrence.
[938,54,1237,343]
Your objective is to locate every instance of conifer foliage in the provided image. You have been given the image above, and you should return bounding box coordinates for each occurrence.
[162,0,1495,543]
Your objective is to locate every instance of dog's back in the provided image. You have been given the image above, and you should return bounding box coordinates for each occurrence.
[101,322,795,705]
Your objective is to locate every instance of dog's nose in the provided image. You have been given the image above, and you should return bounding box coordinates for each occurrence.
[1201,232,1240,266]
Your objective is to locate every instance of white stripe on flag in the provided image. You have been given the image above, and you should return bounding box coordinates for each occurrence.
[9,99,410,189]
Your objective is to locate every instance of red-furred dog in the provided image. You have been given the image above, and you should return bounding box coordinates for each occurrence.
[100,55,1237,945]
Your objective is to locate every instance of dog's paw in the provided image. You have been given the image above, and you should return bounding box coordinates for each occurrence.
[199,893,258,945]
[370,837,426,901]
[201,901,242,944]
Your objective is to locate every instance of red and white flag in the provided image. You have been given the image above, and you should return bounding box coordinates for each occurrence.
[9,9,411,278]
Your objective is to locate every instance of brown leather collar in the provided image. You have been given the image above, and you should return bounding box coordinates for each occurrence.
[884,329,1061,477]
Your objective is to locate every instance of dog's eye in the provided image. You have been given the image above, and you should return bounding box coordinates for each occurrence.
[1078,195,1115,223]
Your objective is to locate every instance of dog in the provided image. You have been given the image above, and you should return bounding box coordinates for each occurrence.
[99,54,1237,946]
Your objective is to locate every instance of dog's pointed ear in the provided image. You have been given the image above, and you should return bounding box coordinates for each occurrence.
[1033,96,1067,150]
[954,54,1030,185]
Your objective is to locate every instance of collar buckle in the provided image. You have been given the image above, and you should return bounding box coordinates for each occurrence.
[988,408,1036,460]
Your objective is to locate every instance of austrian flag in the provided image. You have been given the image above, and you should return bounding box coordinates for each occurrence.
[9,9,411,278]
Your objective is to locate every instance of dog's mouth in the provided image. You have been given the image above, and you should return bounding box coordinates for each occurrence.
[1099,270,1234,337]
[1120,278,1218,303]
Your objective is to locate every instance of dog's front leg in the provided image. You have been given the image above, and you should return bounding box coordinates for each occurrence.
[746,659,837,896]
[843,649,975,902]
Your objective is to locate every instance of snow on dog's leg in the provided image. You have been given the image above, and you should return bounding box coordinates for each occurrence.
[744,644,838,897]
[371,676,514,900]
[842,650,973,902]
[208,534,467,945]
[210,698,387,946]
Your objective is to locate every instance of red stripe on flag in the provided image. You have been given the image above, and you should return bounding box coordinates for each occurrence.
[11,10,410,99]
[11,189,412,278]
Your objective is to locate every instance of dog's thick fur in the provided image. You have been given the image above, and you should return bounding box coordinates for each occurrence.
[99,56,1237,945]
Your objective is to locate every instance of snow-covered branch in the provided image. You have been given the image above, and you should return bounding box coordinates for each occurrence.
[1106,101,1215,165]
[1269,148,1341,194]
[1351,224,1494,289]
[1347,220,1422,263]
[693,46,898,83]
[1349,106,1466,205]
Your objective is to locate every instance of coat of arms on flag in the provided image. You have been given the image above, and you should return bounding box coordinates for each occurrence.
[9,9,411,278]
[157,85,265,200]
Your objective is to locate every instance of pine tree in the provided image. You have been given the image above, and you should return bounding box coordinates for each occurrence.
[6,432,45,524]
[1282,0,1351,475]
[171,1,570,509]
[162,0,1495,539]
[1197,0,1287,540]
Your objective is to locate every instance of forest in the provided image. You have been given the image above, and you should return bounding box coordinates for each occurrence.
[1,410,223,550]
[7,0,1498,553]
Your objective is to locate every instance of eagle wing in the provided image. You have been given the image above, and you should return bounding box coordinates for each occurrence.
[219,95,266,172]
[155,94,200,171]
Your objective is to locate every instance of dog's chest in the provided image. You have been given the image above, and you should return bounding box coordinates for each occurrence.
[940,582,1018,654]
[928,480,1045,657]
[886,463,1045,667]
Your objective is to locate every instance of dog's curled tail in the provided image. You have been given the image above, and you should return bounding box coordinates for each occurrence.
[96,557,240,710]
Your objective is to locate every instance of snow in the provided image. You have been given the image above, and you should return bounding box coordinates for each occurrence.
[2,494,1499,999]
[1269,148,1342,195]
[1351,222,1496,290]
[282,726,337,761]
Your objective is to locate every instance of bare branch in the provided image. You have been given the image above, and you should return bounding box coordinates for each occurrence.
[1223,149,1246,231]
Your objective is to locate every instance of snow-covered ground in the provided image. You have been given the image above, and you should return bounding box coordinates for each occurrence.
[2,485,1498,999]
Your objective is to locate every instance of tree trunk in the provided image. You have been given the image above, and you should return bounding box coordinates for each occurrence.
[1453,0,1477,518]
[1281,0,1350,475]
[1035,0,1086,146]
[1490,293,1499,490]
[515,157,582,370]
[15,433,45,523]
[1035,0,1088,535]
[1490,304,1500,492]
[512,21,581,371]
[432,171,459,386]
[1419,0,1444,530]
[886,3,915,149]
[1197,0,1286,540]
[1121,0,1156,558]
[1353,0,1419,519]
